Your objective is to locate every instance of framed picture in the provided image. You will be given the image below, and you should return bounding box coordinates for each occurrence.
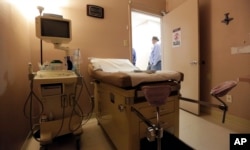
[87,5,104,19]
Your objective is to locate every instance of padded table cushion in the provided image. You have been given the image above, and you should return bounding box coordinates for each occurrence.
[88,64,183,88]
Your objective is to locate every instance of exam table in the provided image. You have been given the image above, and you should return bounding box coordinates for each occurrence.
[88,58,186,150]
[88,58,239,150]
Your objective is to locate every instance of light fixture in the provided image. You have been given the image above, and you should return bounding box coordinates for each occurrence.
[37,6,44,16]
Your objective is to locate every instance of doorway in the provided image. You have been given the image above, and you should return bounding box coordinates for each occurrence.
[131,11,161,70]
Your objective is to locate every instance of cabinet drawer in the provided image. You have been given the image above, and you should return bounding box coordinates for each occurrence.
[139,113,175,139]
[139,101,175,119]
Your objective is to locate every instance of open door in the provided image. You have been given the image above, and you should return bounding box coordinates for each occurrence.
[162,0,200,115]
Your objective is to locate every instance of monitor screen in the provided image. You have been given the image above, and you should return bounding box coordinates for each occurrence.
[41,18,70,38]
[36,16,72,44]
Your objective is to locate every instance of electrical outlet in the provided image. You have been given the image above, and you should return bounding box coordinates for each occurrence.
[226,95,232,103]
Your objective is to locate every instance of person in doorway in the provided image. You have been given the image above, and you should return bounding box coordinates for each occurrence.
[132,48,136,65]
[147,36,161,70]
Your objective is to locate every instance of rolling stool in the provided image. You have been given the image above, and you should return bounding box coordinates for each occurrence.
[142,85,172,150]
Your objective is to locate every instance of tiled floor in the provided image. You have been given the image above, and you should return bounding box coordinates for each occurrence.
[24,109,236,150]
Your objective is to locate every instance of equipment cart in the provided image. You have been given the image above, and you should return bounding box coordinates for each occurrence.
[25,70,84,150]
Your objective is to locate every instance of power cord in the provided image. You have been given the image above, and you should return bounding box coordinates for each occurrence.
[23,74,44,142]
[68,75,95,132]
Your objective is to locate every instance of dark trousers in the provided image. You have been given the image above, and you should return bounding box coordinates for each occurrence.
[147,61,161,71]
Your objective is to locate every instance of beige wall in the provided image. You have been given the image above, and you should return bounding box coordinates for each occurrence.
[166,0,250,120]
[0,1,31,150]
[0,0,165,149]
[131,0,166,14]
[199,0,250,120]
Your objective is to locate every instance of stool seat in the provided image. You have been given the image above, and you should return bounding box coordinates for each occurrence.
[142,85,171,107]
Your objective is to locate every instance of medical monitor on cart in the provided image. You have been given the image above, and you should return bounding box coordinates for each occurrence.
[35,15,72,44]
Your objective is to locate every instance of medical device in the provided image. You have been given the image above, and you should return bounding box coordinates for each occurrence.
[35,13,73,67]
[23,12,94,149]
[24,69,94,149]
[35,15,78,71]
[23,70,86,149]
[35,15,71,44]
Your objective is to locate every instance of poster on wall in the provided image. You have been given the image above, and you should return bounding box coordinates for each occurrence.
[172,27,181,47]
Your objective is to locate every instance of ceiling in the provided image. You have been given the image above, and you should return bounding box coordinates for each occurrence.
[132,11,161,28]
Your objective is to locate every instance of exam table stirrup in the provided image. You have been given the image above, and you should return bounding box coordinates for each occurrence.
[132,85,172,150]
[181,80,238,123]
[210,80,238,123]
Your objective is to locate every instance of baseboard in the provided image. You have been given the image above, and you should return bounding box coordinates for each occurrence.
[21,131,32,150]
[21,124,40,150]
[201,107,250,133]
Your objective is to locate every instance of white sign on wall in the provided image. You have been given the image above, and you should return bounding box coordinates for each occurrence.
[172,27,181,47]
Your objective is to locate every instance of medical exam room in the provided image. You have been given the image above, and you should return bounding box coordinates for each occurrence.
[0,0,249,150]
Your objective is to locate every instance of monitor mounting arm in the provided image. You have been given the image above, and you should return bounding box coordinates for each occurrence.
[53,43,73,70]
[54,43,71,56]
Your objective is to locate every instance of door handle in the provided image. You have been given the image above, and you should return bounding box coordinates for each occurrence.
[190,60,198,65]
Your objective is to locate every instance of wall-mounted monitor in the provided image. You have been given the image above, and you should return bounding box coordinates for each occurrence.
[35,16,72,44]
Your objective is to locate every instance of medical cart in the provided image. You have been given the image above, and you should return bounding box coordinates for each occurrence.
[25,70,84,149]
